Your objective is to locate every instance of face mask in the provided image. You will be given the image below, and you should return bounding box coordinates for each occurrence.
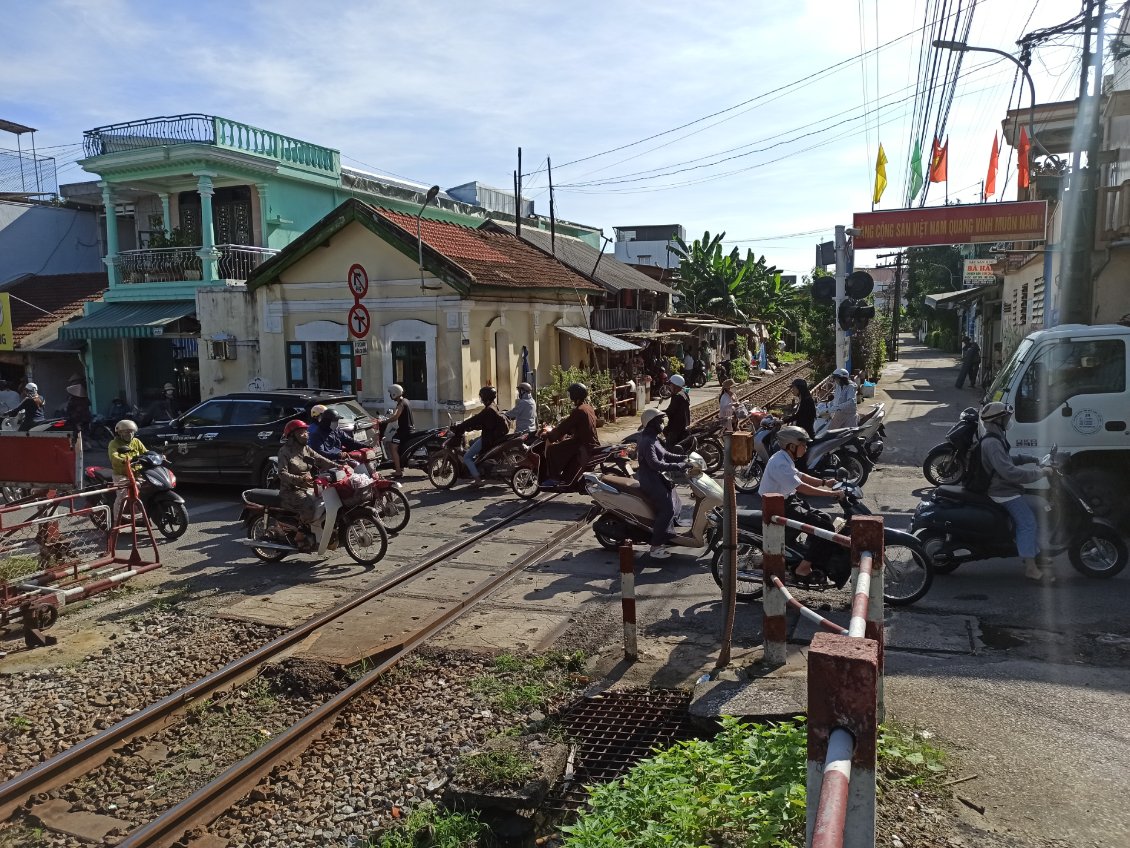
[165,390,174,397]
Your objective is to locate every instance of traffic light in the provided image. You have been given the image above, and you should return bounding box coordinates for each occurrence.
[845,270,874,299]
[852,303,876,332]
[812,276,835,304]
[837,298,877,331]
[837,298,856,330]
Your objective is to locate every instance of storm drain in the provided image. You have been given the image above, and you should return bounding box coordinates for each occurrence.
[546,688,703,814]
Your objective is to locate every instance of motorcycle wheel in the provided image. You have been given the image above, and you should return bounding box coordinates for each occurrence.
[734,459,764,494]
[511,467,540,500]
[343,514,389,565]
[834,453,870,487]
[710,529,768,601]
[593,515,630,550]
[1068,524,1128,578]
[155,500,190,541]
[916,531,960,574]
[881,542,933,606]
[698,438,724,475]
[922,445,962,486]
[426,451,459,490]
[248,515,287,562]
[376,488,411,534]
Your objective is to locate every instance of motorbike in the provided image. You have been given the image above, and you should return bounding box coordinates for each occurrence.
[857,403,887,463]
[239,464,389,565]
[710,474,934,607]
[622,429,724,476]
[374,416,452,473]
[344,448,411,534]
[510,430,633,499]
[83,451,189,540]
[910,448,1128,579]
[583,452,723,552]
[686,361,707,388]
[921,407,980,486]
[426,432,531,490]
[733,414,873,493]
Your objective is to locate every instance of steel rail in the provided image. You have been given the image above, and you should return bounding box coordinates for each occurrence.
[689,360,813,427]
[0,494,560,821]
[120,505,595,847]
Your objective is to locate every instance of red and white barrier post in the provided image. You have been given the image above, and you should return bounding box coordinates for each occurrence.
[619,542,637,661]
[760,493,788,666]
[849,515,885,721]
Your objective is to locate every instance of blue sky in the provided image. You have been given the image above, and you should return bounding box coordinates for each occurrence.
[2,0,1091,277]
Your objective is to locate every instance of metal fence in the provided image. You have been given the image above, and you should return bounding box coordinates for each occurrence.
[0,147,57,196]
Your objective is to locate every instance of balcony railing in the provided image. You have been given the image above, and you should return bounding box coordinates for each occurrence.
[113,244,279,284]
[592,308,658,333]
[1098,179,1130,246]
[83,115,339,175]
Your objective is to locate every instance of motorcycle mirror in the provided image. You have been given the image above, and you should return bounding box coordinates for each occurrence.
[835,468,852,481]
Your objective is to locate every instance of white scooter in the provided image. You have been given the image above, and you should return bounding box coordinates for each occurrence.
[583,452,723,551]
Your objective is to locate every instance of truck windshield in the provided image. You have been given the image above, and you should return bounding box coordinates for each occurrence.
[987,338,1033,401]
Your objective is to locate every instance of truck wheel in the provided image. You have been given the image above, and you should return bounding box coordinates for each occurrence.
[1071,467,1125,527]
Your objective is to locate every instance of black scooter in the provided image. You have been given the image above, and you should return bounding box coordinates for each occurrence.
[84,451,189,540]
[710,475,934,606]
[921,407,979,486]
[911,449,1128,578]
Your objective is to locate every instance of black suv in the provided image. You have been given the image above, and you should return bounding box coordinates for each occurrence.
[139,390,376,486]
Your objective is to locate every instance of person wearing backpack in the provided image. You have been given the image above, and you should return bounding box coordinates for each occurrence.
[972,402,1056,583]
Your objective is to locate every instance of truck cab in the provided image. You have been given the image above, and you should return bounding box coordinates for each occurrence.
[986,324,1130,525]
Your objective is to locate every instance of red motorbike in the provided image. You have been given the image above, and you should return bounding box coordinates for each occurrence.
[509,429,632,500]
[344,449,411,534]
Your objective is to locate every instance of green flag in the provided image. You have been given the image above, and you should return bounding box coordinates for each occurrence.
[909,140,924,202]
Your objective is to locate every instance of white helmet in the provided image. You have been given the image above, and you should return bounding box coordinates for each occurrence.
[669,374,686,389]
[388,384,404,399]
[980,401,1013,428]
[775,425,811,448]
[115,419,138,438]
[24,382,38,395]
[639,408,666,430]
[832,368,850,379]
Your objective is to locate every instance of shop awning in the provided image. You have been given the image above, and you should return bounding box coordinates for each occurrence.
[925,285,995,310]
[58,301,196,340]
[556,325,641,353]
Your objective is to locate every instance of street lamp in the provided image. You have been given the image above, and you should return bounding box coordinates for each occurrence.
[417,185,441,292]
[932,40,1056,163]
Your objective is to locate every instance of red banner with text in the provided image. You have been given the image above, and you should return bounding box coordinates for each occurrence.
[852,200,1047,249]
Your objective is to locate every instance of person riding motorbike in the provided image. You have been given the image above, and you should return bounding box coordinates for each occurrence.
[309,408,367,463]
[64,380,92,436]
[12,382,45,432]
[785,377,817,439]
[108,419,146,520]
[543,383,600,487]
[976,401,1056,583]
[505,382,537,435]
[637,409,693,559]
[147,382,181,423]
[451,386,511,487]
[383,384,414,479]
[276,419,338,549]
[309,404,328,423]
[663,374,691,448]
[827,368,858,429]
[758,425,847,586]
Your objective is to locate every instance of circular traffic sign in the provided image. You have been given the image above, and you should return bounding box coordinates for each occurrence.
[347,303,371,339]
[347,263,369,299]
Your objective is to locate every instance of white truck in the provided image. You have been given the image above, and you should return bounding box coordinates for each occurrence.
[985,323,1130,527]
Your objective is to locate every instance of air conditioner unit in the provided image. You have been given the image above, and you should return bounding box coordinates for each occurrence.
[208,338,237,360]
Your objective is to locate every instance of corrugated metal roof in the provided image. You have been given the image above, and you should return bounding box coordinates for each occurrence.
[58,301,195,340]
[556,325,641,352]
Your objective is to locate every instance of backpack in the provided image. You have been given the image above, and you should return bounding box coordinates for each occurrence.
[960,432,1005,494]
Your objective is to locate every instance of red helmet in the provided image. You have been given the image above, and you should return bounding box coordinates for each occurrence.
[282,419,309,439]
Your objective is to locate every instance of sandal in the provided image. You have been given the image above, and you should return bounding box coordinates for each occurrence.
[788,565,829,590]
[389,472,405,480]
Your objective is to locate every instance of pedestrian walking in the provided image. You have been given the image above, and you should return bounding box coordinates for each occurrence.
[956,336,982,389]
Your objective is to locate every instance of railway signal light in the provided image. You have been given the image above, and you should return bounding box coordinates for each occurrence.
[845,270,875,299]
[812,276,835,304]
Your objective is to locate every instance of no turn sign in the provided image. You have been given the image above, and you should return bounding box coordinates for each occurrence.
[348,264,369,299]
[348,303,371,339]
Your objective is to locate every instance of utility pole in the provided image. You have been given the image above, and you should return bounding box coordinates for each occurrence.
[877,251,904,361]
[547,155,556,257]
[835,225,848,371]
[515,147,523,238]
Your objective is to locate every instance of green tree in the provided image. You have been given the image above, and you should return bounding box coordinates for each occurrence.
[666,231,750,319]
[904,246,962,329]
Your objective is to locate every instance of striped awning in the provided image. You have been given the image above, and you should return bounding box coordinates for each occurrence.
[556,325,641,352]
[58,301,196,340]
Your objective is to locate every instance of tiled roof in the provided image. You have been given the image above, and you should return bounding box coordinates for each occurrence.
[3,273,108,344]
[376,208,601,292]
[495,223,677,295]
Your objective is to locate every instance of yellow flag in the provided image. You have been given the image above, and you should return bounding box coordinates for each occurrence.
[0,293,13,351]
[872,143,888,205]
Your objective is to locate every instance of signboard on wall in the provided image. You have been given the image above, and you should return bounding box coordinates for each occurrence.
[0,293,13,351]
[852,200,1047,249]
[963,259,995,288]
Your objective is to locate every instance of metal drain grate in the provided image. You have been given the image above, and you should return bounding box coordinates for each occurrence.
[546,688,703,814]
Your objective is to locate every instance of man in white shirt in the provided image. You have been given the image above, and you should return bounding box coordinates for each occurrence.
[759,426,846,585]
[683,350,695,374]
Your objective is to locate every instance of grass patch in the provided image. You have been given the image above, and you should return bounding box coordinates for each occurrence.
[469,651,585,713]
[456,747,537,791]
[0,554,40,583]
[6,715,31,733]
[878,723,946,787]
[364,803,485,848]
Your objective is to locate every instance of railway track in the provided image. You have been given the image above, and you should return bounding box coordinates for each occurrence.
[0,493,594,846]
[689,360,814,427]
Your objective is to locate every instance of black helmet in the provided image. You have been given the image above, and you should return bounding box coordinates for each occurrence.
[567,382,589,404]
[320,408,341,423]
[479,386,497,404]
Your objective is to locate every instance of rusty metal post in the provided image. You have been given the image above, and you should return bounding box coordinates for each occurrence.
[851,515,885,721]
[761,493,787,667]
[717,433,737,668]
[806,632,878,848]
[619,542,637,661]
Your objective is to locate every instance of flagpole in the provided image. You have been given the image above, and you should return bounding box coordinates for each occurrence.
[980,180,984,203]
